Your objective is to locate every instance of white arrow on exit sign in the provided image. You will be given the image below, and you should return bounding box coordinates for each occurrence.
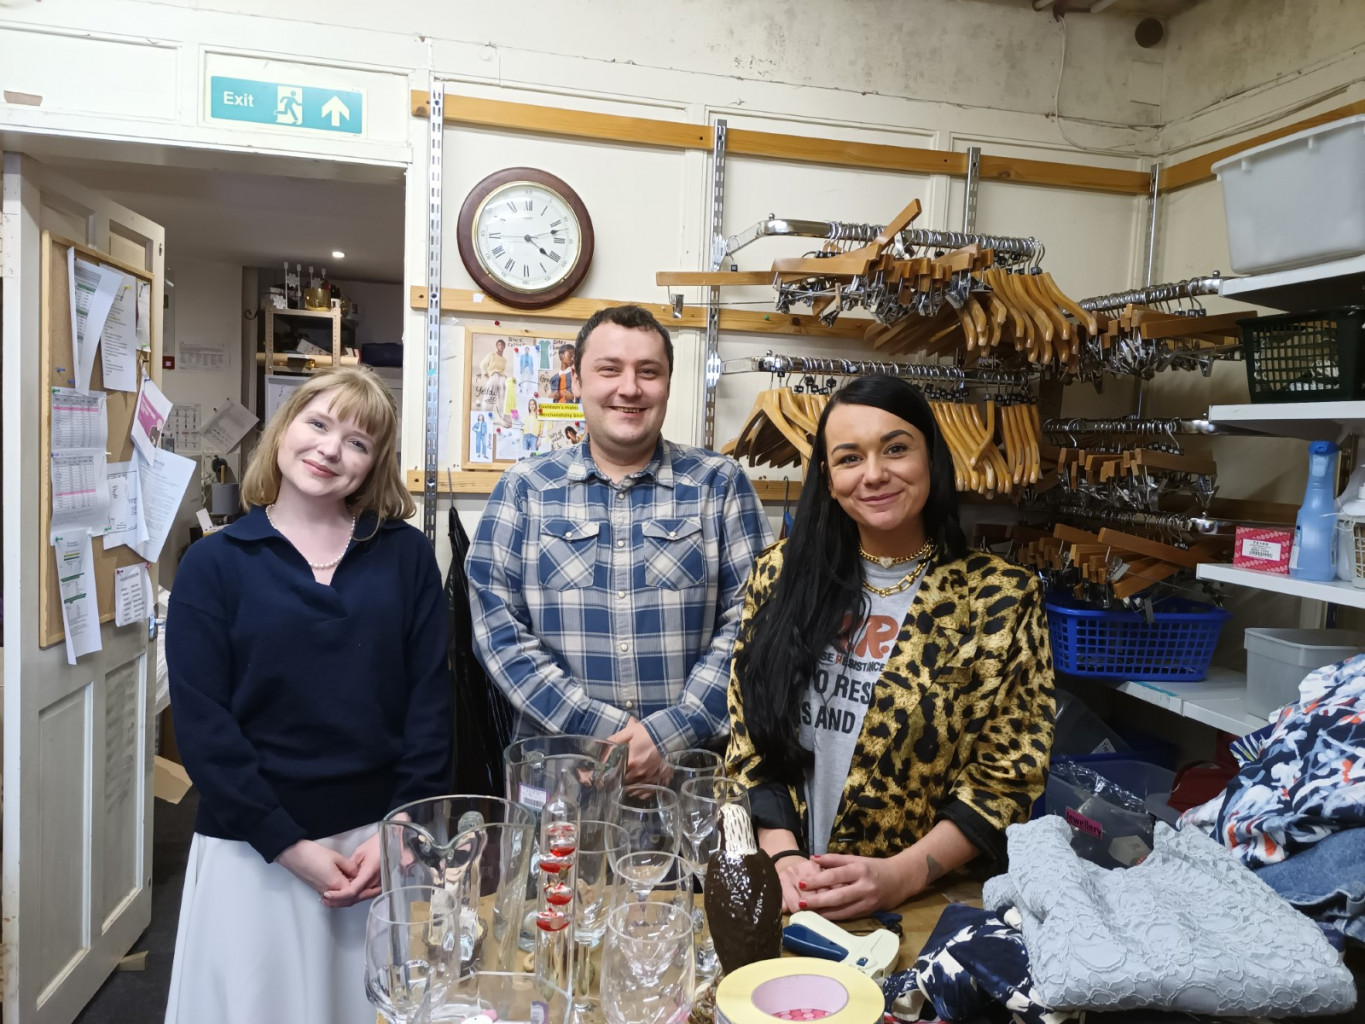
[321,95,350,127]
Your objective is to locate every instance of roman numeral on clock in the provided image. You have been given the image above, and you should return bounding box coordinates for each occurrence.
[547,250,562,263]
[504,257,515,272]
[491,245,505,258]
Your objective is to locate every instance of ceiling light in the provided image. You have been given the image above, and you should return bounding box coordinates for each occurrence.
[331,250,346,259]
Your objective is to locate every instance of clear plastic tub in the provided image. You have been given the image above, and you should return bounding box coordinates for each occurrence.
[1213,115,1365,274]
[1243,628,1365,717]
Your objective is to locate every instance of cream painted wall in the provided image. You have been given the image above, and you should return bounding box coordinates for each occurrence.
[158,258,246,582]
[1161,0,1365,130]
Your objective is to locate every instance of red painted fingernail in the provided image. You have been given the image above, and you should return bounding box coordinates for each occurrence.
[798,901,808,909]
[799,881,807,890]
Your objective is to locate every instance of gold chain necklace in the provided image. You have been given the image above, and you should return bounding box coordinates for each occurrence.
[861,538,935,598]
[265,503,356,571]
[858,537,934,569]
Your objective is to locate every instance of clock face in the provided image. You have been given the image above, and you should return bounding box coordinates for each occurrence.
[472,182,581,293]
[457,168,595,309]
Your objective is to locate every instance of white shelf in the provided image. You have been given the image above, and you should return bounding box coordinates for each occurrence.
[1208,401,1365,440]
[1219,253,1365,311]
[1196,562,1365,609]
[1093,668,1268,736]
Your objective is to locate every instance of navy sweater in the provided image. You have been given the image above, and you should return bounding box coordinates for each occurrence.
[166,506,452,862]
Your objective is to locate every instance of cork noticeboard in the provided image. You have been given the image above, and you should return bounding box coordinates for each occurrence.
[39,232,157,649]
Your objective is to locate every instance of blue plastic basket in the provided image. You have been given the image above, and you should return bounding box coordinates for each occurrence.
[1046,592,1231,682]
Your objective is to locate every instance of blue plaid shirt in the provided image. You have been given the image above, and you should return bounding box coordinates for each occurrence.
[466,439,771,752]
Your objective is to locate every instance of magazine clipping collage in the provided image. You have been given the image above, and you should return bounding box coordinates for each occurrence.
[466,330,587,466]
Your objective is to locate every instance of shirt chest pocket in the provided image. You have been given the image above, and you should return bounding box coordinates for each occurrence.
[641,518,706,589]
[539,519,602,590]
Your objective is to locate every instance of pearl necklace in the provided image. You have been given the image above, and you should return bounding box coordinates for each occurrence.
[265,503,356,571]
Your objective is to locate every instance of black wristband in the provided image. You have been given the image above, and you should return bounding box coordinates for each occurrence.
[769,849,807,864]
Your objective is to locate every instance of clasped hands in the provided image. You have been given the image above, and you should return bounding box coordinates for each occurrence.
[276,828,388,909]
[772,851,923,922]
[606,716,665,785]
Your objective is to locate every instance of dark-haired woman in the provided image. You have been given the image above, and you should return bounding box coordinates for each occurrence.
[725,375,1055,921]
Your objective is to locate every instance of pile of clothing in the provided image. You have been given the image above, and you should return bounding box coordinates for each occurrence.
[1183,653,1365,951]
[883,654,1365,1023]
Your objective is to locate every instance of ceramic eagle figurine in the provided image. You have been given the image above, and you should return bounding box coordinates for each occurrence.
[703,802,784,974]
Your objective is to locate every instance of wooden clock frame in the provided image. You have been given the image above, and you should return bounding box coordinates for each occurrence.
[455,166,596,309]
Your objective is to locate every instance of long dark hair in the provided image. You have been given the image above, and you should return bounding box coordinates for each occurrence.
[733,374,966,783]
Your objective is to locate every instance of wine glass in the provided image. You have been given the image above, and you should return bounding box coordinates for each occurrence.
[679,776,750,979]
[365,885,459,1024]
[600,901,695,1024]
[661,748,723,795]
[615,850,691,911]
[613,784,680,858]
[418,970,572,1024]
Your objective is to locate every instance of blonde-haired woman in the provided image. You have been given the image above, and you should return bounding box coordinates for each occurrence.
[164,366,451,1024]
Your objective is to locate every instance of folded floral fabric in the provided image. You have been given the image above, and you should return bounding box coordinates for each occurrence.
[982,816,1356,1017]
[1213,654,1365,869]
[883,902,1077,1024]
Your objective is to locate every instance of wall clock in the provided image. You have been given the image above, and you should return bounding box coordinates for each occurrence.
[456,167,595,309]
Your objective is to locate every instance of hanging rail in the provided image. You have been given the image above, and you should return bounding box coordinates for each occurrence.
[721,217,1044,264]
[1043,416,1265,439]
[1078,275,1226,313]
[733,353,1036,386]
[1046,502,1230,537]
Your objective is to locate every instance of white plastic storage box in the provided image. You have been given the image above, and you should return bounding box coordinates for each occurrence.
[1212,115,1365,275]
[1243,627,1365,718]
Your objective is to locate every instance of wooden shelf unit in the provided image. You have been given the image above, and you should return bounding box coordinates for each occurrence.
[263,306,345,375]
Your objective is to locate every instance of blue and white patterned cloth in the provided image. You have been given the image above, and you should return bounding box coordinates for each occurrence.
[883,902,1077,1024]
[1207,654,1365,869]
[466,439,771,751]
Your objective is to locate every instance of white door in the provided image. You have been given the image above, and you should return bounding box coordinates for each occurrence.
[2,152,166,1024]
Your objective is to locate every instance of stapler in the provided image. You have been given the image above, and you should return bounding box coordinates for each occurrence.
[781,911,900,980]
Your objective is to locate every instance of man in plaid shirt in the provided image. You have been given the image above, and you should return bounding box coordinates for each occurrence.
[467,305,771,784]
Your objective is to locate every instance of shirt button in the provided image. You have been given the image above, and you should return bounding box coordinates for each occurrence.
[617,590,627,599]
[616,492,625,500]
[616,540,625,548]
[624,700,635,710]
[619,642,629,653]
[669,531,676,538]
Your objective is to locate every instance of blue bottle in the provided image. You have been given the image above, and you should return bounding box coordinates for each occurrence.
[1291,440,1340,581]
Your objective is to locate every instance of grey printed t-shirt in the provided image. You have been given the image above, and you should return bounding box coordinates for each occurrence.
[799,558,924,854]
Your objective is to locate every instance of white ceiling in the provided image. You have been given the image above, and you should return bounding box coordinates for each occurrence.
[1,134,406,283]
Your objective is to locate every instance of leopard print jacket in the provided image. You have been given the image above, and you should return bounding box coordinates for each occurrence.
[725,541,1056,860]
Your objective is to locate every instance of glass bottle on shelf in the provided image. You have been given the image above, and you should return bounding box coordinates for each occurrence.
[284,260,299,309]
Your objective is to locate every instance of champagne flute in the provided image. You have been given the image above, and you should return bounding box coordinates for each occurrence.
[569,819,628,1024]
[600,901,695,1024]
[679,776,750,979]
[364,885,458,1024]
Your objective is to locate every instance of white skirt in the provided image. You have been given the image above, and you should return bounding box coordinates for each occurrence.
[164,824,377,1024]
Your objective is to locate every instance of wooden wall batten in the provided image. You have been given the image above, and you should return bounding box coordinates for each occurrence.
[408,285,879,341]
[411,90,1149,196]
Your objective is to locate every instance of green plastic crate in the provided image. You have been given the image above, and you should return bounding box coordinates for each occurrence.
[1240,307,1365,403]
